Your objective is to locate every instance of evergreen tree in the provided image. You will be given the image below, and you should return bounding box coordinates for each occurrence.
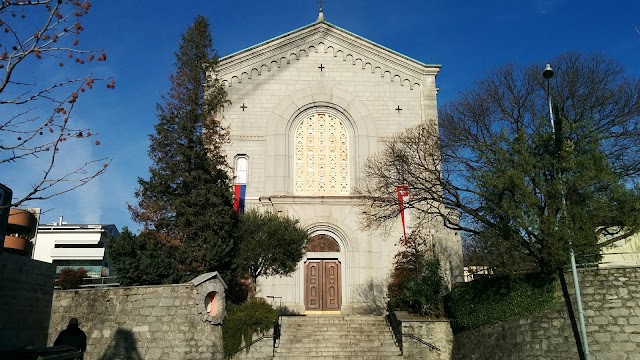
[107,228,177,286]
[127,16,236,283]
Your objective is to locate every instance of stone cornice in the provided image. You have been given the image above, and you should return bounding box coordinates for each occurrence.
[218,22,439,90]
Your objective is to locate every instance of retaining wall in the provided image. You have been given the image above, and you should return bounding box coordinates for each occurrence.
[0,253,56,351]
[49,282,224,360]
[401,319,453,360]
[453,267,640,360]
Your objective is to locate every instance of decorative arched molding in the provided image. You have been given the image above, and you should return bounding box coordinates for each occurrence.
[263,86,377,195]
[296,220,356,308]
[304,221,355,254]
[307,234,340,252]
[219,41,425,90]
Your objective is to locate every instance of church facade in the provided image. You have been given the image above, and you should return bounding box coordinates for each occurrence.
[218,14,462,314]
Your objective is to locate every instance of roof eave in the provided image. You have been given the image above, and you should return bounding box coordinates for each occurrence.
[218,20,439,72]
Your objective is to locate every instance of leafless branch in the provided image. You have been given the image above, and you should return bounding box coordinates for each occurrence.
[0,1,114,207]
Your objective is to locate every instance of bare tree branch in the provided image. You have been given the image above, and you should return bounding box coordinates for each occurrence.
[0,1,114,208]
[357,52,640,272]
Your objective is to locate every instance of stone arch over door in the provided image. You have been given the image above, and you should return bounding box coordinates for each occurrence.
[300,223,353,313]
[304,234,342,311]
[264,86,378,195]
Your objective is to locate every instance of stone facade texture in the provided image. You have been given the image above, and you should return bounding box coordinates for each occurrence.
[217,19,463,314]
[401,320,453,360]
[453,267,640,360]
[0,253,56,351]
[49,284,224,360]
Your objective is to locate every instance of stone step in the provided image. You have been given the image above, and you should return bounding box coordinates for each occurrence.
[279,336,396,342]
[279,342,395,349]
[275,356,401,360]
[280,317,387,323]
[279,335,395,341]
[279,338,395,345]
[280,325,391,330]
[276,348,399,354]
[275,315,400,359]
[276,350,400,358]
[281,331,393,336]
[280,331,394,337]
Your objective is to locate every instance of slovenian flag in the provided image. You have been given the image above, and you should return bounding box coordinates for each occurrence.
[233,184,246,213]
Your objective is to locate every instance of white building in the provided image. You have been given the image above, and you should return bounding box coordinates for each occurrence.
[218,11,463,314]
[32,222,119,277]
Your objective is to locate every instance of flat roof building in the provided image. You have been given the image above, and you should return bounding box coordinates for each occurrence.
[32,221,119,277]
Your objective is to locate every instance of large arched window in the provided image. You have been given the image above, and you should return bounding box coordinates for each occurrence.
[294,113,349,195]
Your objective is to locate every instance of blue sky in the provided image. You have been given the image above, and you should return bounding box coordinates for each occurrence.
[5,0,639,231]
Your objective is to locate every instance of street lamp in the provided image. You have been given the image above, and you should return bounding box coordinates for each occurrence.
[544,64,590,360]
[543,64,555,132]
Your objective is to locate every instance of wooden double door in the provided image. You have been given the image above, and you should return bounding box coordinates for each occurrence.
[304,259,341,311]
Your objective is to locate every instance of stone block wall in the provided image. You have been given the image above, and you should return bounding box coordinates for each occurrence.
[401,319,453,360]
[232,328,274,360]
[49,283,224,360]
[0,253,56,351]
[453,267,640,360]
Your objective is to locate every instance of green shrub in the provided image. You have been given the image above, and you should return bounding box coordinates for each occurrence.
[56,267,87,290]
[387,236,446,317]
[222,298,278,358]
[446,272,557,329]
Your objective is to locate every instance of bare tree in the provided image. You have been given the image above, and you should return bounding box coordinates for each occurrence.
[356,52,640,272]
[0,0,113,207]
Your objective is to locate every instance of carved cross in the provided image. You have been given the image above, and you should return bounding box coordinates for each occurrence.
[396,106,402,113]
[240,103,247,111]
[318,64,325,72]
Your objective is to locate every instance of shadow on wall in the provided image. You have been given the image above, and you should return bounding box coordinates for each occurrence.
[98,328,142,360]
[354,279,387,315]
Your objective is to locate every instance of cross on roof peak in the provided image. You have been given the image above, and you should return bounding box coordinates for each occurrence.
[317,0,326,22]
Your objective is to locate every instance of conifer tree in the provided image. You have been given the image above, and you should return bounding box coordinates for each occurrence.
[127,16,236,283]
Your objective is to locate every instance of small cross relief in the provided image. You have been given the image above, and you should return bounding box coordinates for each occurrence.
[240,103,247,111]
[395,106,402,113]
[318,64,325,72]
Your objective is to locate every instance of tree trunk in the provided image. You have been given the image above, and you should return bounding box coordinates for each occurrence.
[247,275,258,300]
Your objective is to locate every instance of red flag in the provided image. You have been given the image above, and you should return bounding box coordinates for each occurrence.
[396,185,409,244]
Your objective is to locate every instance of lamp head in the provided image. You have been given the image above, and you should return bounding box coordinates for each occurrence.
[543,63,554,79]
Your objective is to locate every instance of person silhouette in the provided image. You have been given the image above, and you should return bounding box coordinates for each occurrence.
[54,317,87,359]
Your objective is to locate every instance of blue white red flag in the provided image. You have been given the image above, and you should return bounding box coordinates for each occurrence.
[233,184,246,213]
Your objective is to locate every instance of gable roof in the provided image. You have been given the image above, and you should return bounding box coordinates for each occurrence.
[217,19,440,80]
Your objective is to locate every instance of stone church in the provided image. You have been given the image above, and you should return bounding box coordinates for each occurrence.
[218,10,463,314]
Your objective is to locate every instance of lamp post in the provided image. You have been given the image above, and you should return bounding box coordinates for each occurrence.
[544,64,590,360]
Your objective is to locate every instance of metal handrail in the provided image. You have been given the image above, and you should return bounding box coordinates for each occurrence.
[232,319,280,356]
[267,295,283,356]
[54,276,120,289]
[403,333,441,351]
[385,312,441,354]
[385,313,404,353]
[233,333,274,355]
[233,295,283,357]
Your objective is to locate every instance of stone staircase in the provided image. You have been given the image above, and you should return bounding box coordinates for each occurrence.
[273,315,402,359]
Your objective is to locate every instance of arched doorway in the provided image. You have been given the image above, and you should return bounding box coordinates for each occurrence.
[304,234,342,311]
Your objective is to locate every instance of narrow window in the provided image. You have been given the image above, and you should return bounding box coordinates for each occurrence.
[235,156,248,184]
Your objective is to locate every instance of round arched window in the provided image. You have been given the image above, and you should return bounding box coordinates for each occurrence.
[294,113,350,195]
[306,234,340,252]
[205,291,219,316]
